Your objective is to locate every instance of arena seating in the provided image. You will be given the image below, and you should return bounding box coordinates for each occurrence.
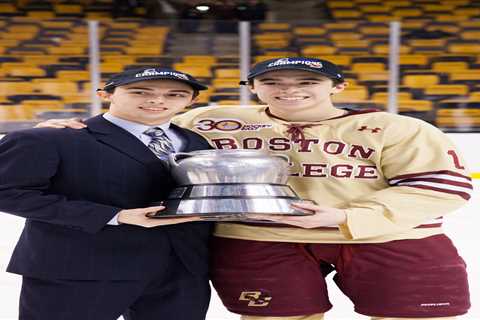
[0,0,479,132]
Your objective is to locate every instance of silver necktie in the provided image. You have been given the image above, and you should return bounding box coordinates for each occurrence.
[144,127,175,161]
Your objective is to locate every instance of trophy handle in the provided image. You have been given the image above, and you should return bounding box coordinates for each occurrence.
[168,152,192,167]
[273,153,290,163]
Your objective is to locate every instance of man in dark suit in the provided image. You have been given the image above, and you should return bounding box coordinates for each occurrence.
[0,67,213,320]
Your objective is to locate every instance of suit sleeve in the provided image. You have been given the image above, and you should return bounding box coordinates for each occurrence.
[0,131,121,234]
[338,120,473,240]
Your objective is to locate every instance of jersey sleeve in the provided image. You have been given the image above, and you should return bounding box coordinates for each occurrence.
[339,118,473,240]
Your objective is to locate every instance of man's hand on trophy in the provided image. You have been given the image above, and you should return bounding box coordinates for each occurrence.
[248,202,347,229]
[118,206,201,227]
[34,118,86,129]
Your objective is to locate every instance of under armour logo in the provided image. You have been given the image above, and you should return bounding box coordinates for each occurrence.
[358,126,381,133]
[239,291,273,307]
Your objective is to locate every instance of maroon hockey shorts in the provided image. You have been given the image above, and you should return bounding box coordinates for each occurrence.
[210,234,470,317]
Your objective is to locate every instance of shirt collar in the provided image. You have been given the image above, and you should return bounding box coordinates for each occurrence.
[103,112,171,136]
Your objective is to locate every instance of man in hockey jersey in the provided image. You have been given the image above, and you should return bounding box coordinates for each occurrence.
[174,57,473,320]
[36,57,472,320]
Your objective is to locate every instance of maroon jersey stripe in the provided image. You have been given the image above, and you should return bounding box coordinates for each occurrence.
[389,170,472,181]
[392,177,473,189]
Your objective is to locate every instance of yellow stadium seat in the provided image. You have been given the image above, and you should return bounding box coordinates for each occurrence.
[255,39,290,49]
[0,82,35,95]
[328,1,355,8]
[22,100,65,111]
[403,74,440,88]
[32,82,79,95]
[435,15,469,22]
[324,22,358,30]
[351,63,386,73]
[0,39,20,47]
[332,86,368,102]
[458,21,480,28]
[183,55,217,64]
[100,63,125,73]
[424,85,469,96]
[383,0,413,7]
[359,26,389,36]
[330,33,363,40]
[7,67,46,77]
[302,45,337,55]
[171,65,212,78]
[215,69,241,79]
[392,9,423,17]
[408,39,447,47]
[371,91,413,102]
[39,21,75,28]
[423,4,455,12]
[437,109,480,118]
[254,54,299,63]
[398,100,433,112]
[212,79,240,89]
[436,109,480,128]
[102,56,137,65]
[311,55,352,66]
[255,33,291,41]
[332,10,363,18]
[449,71,480,82]
[0,105,33,120]
[357,72,389,82]
[125,47,163,55]
[48,47,87,55]
[454,8,480,17]
[372,44,412,54]
[399,20,427,29]
[108,22,141,29]
[432,62,469,73]
[2,32,36,40]
[366,15,393,23]
[470,92,480,100]
[399,54,428,66]
[26,11,55,19]
[293,28,327,36]
[263,51,297,56]
[53,4,83,15]
[56,70,91,81]
[360,5,390,13]
[257,23,291,31]
[23,55,61,64]
[460,31,480,40]
[63,95,91,104]
[0,3,16,13]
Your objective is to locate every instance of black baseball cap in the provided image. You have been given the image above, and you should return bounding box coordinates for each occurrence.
[241,57,344,84]
[102,67,208,91]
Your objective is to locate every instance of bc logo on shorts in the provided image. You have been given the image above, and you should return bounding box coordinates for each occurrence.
[239,290,273,307]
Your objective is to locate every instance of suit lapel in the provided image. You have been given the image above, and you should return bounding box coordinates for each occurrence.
[171,123,204,151]
[85,115,167,169]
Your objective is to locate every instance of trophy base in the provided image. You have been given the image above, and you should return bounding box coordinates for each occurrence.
[147,184,315,221]
[147,197,315,220]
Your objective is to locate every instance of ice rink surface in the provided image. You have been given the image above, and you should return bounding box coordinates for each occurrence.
[0,182,478,319]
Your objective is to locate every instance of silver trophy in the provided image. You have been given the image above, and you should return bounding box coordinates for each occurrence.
[148,149,314,221]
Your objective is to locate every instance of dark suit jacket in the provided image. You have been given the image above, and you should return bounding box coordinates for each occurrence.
[0,115,212,280]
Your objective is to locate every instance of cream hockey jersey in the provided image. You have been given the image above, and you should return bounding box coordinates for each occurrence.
[173,105,473,243]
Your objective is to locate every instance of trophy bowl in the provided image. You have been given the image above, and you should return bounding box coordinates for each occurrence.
[147,149,314,220]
